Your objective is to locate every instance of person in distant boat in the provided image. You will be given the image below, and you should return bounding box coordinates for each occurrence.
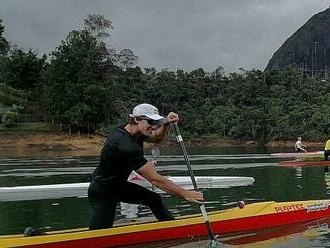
[294,137,307,153]
[324,138,330,161]
[88,103,203,230]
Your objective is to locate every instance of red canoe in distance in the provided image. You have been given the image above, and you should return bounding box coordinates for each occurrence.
[279,160,330,167]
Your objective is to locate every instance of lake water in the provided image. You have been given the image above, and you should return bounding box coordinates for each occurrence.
[0,145,329,247]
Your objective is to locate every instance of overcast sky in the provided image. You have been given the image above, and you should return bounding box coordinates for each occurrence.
[0,0,329,72]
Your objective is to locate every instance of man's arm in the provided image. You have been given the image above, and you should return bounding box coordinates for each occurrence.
[145,123,171,143]
[137,161,203,203]
[145,112,178,143]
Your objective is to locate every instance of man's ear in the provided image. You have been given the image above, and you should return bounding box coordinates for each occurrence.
[129,117,139,125]
[133,117,139,125]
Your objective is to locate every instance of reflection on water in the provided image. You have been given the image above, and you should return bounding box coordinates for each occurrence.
[0,155,276,179]
[325,172,330,192]
[0,146,329,247]
[295,167,303,178]
[132,218,330,248]
[120,202,139,219]
[0,163,278,177]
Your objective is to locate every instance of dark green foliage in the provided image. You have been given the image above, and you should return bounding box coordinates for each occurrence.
[1,111,18,126]
[84,14,113,40]
[0,19,9,55]
[1,15,329,142]
[0,84,25,107]
[0,19,10,85]
[107,65,329,143]
[2,49,45,92]
[1,104,24,126]
[41,29,115,132]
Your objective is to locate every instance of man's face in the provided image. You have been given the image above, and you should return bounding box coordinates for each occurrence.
[137,117,160,136]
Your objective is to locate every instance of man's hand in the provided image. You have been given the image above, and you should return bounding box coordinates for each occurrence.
[166,112,179,124]
[182,190,204,203]
[138,163,204,203]
[146,112,179,143]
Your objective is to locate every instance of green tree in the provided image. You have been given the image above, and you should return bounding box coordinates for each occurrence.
[0,19,10,84]
[3,48,45,97]
[1,110,18,126]
[117,49,139,69]
[41,26,114,132]
[205,105,237,136]
[0,19,9,55]
[84,14,113,40]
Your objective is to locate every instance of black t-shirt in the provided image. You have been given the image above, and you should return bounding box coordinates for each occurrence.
[91,126,147,186]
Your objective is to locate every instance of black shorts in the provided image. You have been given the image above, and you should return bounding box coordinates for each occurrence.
[88,181,174,230]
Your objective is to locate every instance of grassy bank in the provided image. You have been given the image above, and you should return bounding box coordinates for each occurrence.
[0,131,105,157]
[0,130,324,157]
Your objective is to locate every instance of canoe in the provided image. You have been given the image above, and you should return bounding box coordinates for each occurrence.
[224,216,330,246]
[0,176,255,202]
[146,215,330,247]
[279,160,330,167]
[300,155,324,161]
[271,151,323,158]
[1,199,330,247]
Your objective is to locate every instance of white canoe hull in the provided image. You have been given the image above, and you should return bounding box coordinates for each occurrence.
[271,151,323,158]
[0,176,254,202]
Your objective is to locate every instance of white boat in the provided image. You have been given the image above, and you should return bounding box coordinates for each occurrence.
[0,176,255,202]
[270,151,323,158]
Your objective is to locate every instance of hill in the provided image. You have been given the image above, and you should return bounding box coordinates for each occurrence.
[265,7,330,77]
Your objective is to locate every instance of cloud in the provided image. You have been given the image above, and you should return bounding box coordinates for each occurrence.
[0,0,329,72]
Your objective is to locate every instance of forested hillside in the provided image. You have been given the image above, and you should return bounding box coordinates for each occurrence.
[0,15,329,143]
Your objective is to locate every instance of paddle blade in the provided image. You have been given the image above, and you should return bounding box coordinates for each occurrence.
[151,146,160,159]
[206,239,226,248]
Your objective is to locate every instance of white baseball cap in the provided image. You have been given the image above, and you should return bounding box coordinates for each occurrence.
[129,103,165,121]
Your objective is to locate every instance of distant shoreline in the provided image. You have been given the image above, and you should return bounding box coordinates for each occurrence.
[0,132,324,157]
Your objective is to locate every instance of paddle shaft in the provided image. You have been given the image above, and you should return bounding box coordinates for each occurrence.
[173,123,217,241]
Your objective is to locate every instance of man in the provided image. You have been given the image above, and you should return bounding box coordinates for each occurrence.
[294,137,307,153]
[324,138,330,161]
[88,103,203,230]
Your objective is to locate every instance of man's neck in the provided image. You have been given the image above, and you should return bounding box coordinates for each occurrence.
[125,124,140,136]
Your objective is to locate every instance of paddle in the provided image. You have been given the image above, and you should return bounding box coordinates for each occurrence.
[150,146,160,191]
[151,146,160,160]
[173,123,221,246]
